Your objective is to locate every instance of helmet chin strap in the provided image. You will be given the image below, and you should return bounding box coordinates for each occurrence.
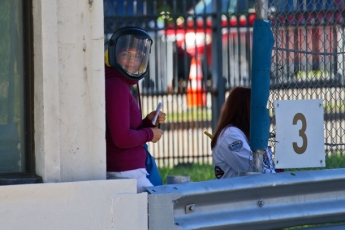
[136,82,142,116]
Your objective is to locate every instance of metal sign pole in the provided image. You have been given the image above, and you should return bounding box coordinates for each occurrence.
[255,0,268,20]
[250,0,274,173]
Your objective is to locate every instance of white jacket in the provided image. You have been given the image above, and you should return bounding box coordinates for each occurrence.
[212,126,275,179]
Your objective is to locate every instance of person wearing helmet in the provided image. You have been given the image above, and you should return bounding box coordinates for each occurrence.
[105,27,166,192]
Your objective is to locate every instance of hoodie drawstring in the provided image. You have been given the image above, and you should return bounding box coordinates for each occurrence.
[136,83,142,115]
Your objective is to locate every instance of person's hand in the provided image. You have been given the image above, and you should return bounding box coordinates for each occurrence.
[147,111,166,126]
[150,128,163,143]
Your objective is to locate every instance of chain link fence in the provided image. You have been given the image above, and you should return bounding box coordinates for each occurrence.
[269,0,345,170]
[104,0,345,169]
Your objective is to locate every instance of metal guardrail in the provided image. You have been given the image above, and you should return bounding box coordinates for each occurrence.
[147,169,345,230]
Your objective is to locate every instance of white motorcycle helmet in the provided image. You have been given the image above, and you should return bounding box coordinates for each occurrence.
[105,26,153,81]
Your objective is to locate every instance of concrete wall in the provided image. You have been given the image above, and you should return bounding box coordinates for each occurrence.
[33,0,105,182]
[0,1,147,229]
[0,179,147,230]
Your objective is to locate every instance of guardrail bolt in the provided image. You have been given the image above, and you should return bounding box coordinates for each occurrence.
[185,204,195,214]
[258,199,265,207]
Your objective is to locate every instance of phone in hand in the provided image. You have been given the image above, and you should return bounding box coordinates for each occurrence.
[152,102,163,125]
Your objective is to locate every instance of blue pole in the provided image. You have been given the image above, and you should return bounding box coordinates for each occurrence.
[250,19,274,150]
[250,1,274,171]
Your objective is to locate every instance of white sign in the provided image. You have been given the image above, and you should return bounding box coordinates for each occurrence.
[274,99,325,168]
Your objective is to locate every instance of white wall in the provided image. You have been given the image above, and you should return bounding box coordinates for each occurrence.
[0,179,147,230]
[33,0,106,182]
[0,1,148,229]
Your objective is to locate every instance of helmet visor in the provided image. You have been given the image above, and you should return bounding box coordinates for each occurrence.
[115,35,152,78]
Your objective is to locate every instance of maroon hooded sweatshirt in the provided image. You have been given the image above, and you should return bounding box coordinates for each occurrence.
[105,67,154,172]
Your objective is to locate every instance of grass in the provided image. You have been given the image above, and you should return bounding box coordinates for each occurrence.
[294,70,334,79]
[158,154,345,184]
[158,163,214,184]
[166,108,212,122]
[158,155,345,184]
[324,103,345,113]
[326,153,345,168]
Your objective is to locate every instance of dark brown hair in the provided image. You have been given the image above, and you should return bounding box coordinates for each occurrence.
[211,86,251,149]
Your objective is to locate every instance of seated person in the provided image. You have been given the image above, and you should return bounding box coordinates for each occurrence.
[211,86,276,178]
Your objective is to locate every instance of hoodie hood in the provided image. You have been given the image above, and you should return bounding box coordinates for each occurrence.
[105,66,138,86]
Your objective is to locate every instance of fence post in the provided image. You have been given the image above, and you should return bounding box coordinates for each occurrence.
[250,0,274,172]
[255,0,268,20]
[211,0,225,131]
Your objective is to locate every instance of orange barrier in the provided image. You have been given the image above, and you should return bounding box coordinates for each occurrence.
[186,57,207,107]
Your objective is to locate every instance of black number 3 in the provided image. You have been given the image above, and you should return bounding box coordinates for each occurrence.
[292,113,307,154]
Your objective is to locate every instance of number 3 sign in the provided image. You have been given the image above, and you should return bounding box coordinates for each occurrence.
[274,99,325,168]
